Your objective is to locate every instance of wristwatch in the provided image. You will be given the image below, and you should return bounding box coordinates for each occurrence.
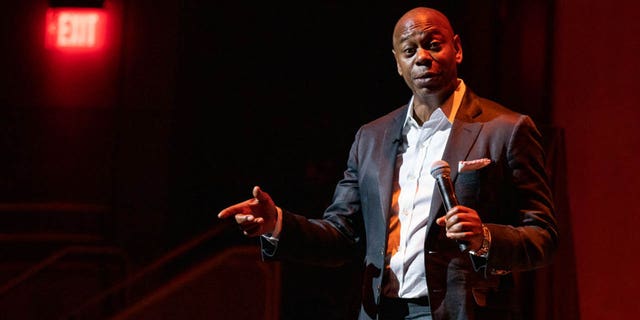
[469,224,491,257]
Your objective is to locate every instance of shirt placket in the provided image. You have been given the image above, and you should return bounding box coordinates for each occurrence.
[399,127,432,271]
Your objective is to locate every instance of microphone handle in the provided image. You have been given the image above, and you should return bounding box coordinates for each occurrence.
[437,175,469,252]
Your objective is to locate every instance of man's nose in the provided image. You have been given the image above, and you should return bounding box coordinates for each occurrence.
[416,47,434,64]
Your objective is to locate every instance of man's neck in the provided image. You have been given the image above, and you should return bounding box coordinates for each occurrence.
[412,93,454,125]
[411,80,460,125]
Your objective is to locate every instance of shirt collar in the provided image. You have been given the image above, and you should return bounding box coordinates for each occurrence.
[403,79,467,127]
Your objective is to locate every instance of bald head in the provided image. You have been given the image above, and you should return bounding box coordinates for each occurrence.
[390,6,463,113]
[393,7,455,46]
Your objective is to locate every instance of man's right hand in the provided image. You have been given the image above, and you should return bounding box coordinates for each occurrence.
[217,186,278,237]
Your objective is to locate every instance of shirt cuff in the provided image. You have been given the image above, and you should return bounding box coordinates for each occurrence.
[261,206,282,244]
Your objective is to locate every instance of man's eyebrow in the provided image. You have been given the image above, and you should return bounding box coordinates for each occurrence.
[399,34,413,43]
[400,27,446,40]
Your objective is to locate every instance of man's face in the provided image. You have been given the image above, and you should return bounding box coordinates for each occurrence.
[392,11,462,100]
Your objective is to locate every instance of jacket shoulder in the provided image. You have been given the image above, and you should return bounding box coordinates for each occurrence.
[360,104,408,131]
[463,90,529,124]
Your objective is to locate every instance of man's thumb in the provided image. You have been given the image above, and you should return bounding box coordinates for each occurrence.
[253,185,266,202]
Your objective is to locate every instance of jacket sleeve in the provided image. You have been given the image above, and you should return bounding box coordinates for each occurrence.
[484,115,559,274]
[260,128,366,267]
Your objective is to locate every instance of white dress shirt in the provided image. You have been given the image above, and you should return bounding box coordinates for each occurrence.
[382,80,466,298]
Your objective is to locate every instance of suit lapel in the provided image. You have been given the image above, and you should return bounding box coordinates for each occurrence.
[442,121,483,182]
[377,106,407,222]
[428,92,483,223]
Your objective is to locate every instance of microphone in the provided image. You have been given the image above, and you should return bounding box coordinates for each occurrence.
[430,160,468,252]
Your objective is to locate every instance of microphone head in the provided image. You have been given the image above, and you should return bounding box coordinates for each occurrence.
[430,160,451,178]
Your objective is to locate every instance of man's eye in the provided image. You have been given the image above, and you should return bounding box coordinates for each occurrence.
[403,48,416,55]
[429,42,442,50]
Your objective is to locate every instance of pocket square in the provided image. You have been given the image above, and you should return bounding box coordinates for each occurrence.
[458,158,491,172]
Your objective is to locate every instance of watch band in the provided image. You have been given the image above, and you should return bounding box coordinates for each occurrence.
[469,224,491,257]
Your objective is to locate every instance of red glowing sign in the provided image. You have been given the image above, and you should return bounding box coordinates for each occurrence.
[45,8,107,51]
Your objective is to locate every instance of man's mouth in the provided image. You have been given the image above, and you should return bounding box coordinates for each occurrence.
[414,73,440,86]
[415,72,439,79]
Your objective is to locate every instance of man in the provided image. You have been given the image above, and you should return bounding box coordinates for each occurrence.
[218,7,558,320]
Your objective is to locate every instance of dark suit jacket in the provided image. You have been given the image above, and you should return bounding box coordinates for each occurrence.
[262,89,559,320]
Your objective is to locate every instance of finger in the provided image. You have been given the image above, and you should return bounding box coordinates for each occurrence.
[438,205,462,225]
[444,205,461,218]
[217,208,237,219]
[444,213,461,228]
[239,216,265,229]
[217,199,253,218]
[445,221,479,241]
[252,186,271,203]
[446,230,475,241]
[235,214,254,224]
[446,220,471,233]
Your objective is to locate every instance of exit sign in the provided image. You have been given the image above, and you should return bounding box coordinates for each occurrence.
[45,8,107,51]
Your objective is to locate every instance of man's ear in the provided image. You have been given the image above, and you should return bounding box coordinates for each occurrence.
[453,35,463,64]
[392,49,403,76]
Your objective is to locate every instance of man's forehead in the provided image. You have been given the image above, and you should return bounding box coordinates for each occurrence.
[394,12,453,41]
[400,8,451,26]
[396,21,449,43]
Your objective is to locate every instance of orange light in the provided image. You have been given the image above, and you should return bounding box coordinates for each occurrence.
[45,8,107,51]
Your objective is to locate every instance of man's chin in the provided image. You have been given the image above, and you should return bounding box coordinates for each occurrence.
[414,85,442,95]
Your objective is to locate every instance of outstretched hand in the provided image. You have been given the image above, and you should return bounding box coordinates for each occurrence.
[217,186,278,237]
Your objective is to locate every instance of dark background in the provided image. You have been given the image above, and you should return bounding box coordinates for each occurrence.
[1,0,638,319]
